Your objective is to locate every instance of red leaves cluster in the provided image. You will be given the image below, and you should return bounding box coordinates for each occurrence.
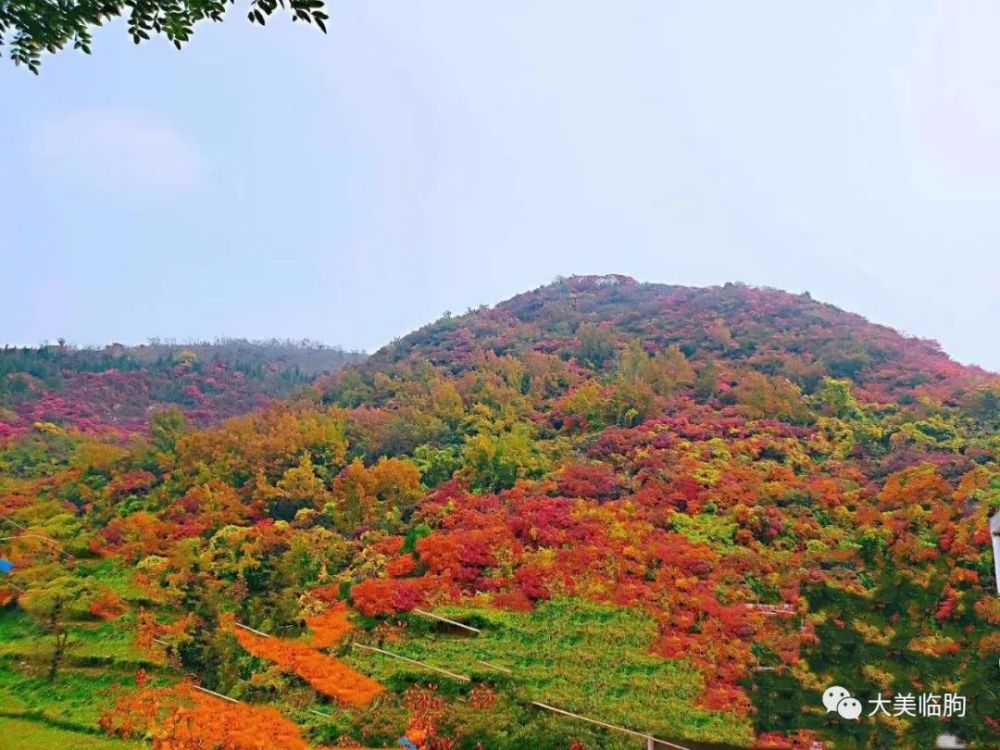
[106,470,157,499]
[352,577,427,617]
[556,462,622,500]
[403,684,455,750]
[89,589,127,620]
[387,554,418,577]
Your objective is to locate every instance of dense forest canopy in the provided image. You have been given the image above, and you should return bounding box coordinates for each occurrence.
[1,277,998,749]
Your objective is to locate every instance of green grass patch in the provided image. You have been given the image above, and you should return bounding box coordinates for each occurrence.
[82,558,149,603]
[0,609,151,667]
[0,716,146,749]
[346,598,753,747]
[0,663,150,729]
[0,607,37,640]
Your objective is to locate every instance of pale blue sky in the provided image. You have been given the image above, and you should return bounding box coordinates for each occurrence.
[2,2,999,370]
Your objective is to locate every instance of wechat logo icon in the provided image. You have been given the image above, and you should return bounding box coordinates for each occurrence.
[823,685,863,720]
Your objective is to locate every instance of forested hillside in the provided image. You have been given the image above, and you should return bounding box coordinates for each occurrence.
[0,339,365,440]
[1,277,998,749]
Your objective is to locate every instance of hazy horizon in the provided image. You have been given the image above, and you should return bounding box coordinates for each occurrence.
[4,2,1000,370]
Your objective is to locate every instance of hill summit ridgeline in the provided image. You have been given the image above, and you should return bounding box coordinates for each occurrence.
[369,275,986,400]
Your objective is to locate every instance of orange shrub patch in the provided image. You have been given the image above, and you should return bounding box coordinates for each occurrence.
[101,682,310,749]
[306,602,354,648]
[233,627,382,706]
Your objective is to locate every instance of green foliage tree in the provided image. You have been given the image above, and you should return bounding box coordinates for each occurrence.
[694,358,719,402]
[574,322,616,371]
[462,423,548,492]
[19,575,94,680]
[617,340,694,397]
[961,382,1000,424]
[276,452,327,505]
[150,407,187,453]
[412,443,462,486]
[0,0,329,73]
[732,371,810,423]
[814,377,862,419]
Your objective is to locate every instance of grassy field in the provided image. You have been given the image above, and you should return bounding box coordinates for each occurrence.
[343,598,754,748]
[0,717,146,748]
[0,664,145,727]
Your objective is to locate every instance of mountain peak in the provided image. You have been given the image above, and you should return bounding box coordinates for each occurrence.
[372,277,987,403]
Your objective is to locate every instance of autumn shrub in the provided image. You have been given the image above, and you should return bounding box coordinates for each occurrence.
[232,626,383,706]
[101,682,312,749]
[352,577,427,617]
[305,602,354,649]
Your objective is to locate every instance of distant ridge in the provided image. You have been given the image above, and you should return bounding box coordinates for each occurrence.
[0,339,366,439]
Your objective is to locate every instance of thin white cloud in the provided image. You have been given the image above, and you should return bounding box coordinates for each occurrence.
[31,108,204,196]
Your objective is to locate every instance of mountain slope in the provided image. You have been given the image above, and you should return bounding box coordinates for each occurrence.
[2,278,999,750]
